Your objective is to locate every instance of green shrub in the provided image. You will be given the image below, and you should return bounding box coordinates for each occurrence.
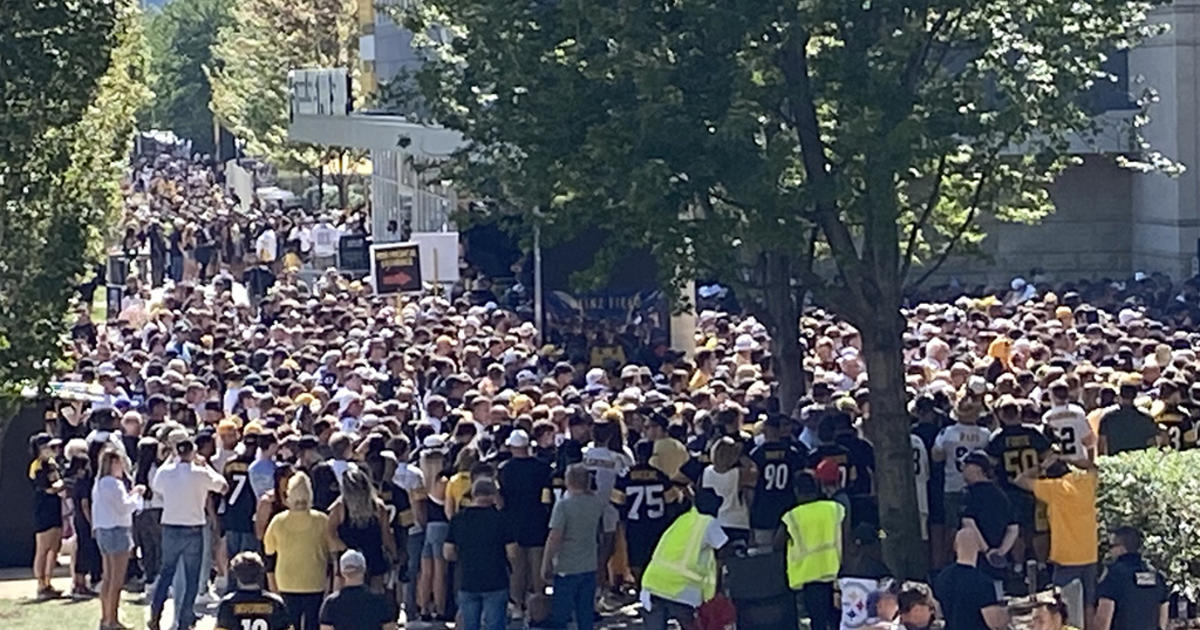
[1098,449,1200,600]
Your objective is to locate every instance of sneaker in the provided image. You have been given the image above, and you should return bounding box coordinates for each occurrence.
[71,585,97,600]
[194,587,219,605]
[37,586,63,599]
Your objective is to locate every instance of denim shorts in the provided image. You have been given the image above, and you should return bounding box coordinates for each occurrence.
[422,522,450,559]
[95,526,133,555]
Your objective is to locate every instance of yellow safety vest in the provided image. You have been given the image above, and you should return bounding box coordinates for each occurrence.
[782,500,845,588]
[640,509,719,604]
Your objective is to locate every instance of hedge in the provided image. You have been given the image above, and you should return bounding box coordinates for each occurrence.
[1098,449,1200,601]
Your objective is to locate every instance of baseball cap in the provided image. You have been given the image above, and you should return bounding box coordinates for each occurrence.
[961,450,992,471]
[814,458,841,484]
[339,549,367,574]
[505,429,530,448]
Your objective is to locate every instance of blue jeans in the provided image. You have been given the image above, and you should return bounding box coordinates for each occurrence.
[551,571,596,630]
[405,530,425,616]
[172,518,212,602]
[152,525,204,629]
[458,589,507,630]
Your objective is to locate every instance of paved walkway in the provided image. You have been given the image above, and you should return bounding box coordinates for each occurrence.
[0,565,650,629]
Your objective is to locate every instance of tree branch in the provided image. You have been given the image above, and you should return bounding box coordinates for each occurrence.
[778,27,870,315]
[900,154,948,283]
[908,166,994,289]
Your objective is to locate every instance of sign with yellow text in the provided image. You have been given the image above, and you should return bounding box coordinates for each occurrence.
[370,242,422,294]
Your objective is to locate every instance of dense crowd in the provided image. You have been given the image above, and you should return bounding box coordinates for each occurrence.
[25,156,1190,630]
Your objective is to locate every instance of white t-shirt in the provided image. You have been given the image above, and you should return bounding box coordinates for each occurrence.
[152,460,227,526]
[255,229,277,262]
[311,223,340,258]
[639,516,728,609]
[582,445,631,502]
[392,463,426,534]
[1042,403,1094,459]
[92,475,143,529]
[910,434,929,541]
[701,466,749,530]
[933,424,991,493]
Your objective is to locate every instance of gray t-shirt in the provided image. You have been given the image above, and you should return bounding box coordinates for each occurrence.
[548,492,606,575]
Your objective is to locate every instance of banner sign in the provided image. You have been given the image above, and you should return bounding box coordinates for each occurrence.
[370,242,422,294]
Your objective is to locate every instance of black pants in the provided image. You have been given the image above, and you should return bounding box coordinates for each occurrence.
[799,582,836,630]
[282,591,324,630]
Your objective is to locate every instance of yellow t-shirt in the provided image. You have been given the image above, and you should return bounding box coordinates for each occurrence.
[263,509,330,593]
[1032,470,1099,566]
[447,472,473,509]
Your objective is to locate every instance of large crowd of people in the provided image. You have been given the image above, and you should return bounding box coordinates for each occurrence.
[25,155,1189,630]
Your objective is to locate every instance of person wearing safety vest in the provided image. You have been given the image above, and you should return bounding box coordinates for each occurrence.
[639,488,731,630]
[775,471,847,630]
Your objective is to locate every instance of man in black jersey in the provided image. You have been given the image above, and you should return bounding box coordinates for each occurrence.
[748,414,805,546]
[985,395,1051,566]
[215,552,292,630]
[806,415,852,491]
[831,411,877,526]
[614,441,682,580]
[221,432,261,561]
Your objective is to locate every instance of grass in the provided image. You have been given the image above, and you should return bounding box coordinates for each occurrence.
[0,596,145,630]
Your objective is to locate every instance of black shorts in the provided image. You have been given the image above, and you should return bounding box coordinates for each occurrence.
[34,496,63,533]
[625,527,662,570]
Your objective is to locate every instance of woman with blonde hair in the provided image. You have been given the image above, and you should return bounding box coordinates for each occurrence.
[701,436,751,543]
[326,467,395,592]
[92,448,146,630]
[264,471,329,630]
[416,446,450,622]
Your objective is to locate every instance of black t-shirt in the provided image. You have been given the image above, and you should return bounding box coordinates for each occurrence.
[834,434,875,497]
[220,455,257,532]
[933,563,999,630]
[1099,405,1158,454]
[1097,553,1168,630]
[71,322,98,347]
[748,441,805,529]
[806,443,852,487]
[960,481,1014,543]
[497,456,553,547]
[319,585,397,630]
[447,506,512,593]
[215,589,292,630]
[985,424,1051,489]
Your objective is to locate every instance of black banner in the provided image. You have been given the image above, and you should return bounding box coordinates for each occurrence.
[339,234,371,271]
[371,242,422,294]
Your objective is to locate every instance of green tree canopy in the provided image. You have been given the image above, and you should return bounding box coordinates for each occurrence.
[0,0,151,398]
[208,0,359,173]
[403,0,1172,574]
[145,0,235,154]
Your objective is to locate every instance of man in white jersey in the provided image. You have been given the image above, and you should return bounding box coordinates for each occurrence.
[932,409,990,536]
[1042,379,1096,461]
[911,433,930,541]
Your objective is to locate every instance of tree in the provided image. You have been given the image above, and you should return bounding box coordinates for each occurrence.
[145,0,235,154]
[404,0,1172,574]
[208,0,359,182]
[0,0,151,401]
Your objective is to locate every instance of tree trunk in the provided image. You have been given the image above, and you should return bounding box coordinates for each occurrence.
[860,306,926,579]
[762,252,805,414]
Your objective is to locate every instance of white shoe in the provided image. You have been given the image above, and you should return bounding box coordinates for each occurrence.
[195,588,219,605]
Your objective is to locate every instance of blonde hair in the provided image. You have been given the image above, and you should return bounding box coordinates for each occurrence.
[709,437,741,472]
[98,448,125,478]
[286,472,314,510]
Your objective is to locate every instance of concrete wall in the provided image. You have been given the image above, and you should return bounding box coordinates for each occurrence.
[929,157,1135,287]
[1129,0,1200,279]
